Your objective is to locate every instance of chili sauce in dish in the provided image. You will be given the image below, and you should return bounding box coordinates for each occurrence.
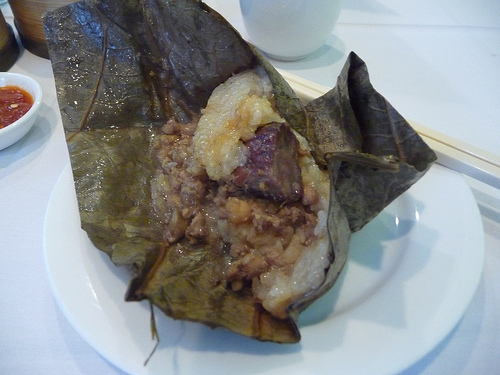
[0,86,34,129]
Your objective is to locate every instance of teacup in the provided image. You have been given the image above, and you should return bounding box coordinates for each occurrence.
[239,0,342,61]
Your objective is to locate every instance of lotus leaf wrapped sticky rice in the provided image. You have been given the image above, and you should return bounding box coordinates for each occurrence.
[43,0,436,344]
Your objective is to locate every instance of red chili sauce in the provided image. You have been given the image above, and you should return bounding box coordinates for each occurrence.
[0,86,34,129]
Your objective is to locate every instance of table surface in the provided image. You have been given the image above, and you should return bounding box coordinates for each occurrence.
[1,1,499,374]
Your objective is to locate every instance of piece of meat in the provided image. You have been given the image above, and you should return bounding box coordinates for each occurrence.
[232,122,303,202]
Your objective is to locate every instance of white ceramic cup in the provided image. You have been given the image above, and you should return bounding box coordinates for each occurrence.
[239,0,341,61]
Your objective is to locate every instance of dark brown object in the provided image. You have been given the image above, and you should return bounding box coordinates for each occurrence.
[0,9,19,71]
[8,0,74,58]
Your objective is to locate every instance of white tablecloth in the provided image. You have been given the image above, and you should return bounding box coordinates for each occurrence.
[1,1,499,374]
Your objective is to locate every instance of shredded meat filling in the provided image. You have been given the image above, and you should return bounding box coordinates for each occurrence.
[151,116,324,318]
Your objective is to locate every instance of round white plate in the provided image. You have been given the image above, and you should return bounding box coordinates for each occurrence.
[43,163,484,375]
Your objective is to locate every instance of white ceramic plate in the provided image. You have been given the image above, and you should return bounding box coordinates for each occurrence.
[43,162,484,375]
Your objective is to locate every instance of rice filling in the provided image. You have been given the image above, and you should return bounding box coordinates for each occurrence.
[151,68,331,319]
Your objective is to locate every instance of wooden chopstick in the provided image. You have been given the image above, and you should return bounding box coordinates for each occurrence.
[279,70,500,190]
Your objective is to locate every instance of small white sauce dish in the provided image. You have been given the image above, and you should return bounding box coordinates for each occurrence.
[0,72,43,151]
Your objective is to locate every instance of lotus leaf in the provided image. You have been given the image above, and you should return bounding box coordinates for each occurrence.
[43,0,436,344]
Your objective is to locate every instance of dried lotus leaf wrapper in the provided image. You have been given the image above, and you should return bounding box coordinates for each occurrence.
[305,52,437,231]
[43,0,436,344]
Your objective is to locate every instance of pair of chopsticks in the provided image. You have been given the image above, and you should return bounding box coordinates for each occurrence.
[280,70,500,190]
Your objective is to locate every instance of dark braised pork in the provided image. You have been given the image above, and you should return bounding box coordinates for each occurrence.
[232,122,303,202]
